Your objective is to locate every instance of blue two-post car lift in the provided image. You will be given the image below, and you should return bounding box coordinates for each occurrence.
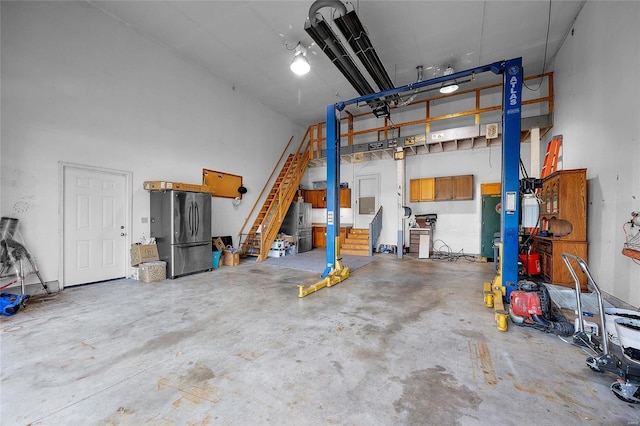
[299,58,523,330]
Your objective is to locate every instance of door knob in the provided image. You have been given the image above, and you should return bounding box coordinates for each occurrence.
[120,225,125,229]
[121,233,127,236]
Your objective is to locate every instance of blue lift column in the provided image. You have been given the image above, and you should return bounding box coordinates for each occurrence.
[500,57,523,296]
[324,103,341,277]
[298,103,350,297]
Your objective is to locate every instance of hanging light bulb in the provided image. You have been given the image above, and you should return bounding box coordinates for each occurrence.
[290,43,310,76]
[440,66,459,94]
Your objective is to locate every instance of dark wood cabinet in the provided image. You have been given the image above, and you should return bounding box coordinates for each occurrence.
[339,188,351,208]
[434,177,453,201]
[304,188,350,208]
[312,226,326,248]
[312,225,350,248]
[533,169,588,290]
[535,237,588,291]
[412,175,473,202]
[453,175,474,200]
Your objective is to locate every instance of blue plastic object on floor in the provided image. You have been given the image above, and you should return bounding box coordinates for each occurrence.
[212,251,221,269]
[0,292,29,316]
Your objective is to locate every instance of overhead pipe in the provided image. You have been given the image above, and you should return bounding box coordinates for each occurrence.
[334,10,400,104]
[305,0,391,117]
[304,18,374,97]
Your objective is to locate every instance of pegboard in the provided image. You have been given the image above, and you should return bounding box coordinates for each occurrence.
[202,169,244,199]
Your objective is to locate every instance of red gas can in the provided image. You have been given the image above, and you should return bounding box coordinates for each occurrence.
[519,253,541,275]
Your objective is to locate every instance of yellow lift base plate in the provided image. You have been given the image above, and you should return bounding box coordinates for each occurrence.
[483,280,508,331]
[298,259,350,298]
[483,242,508,331]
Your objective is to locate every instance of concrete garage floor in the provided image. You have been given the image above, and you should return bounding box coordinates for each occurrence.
[1,255,639,425]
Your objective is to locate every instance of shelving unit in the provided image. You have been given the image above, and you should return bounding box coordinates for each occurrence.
[533,168,588,290]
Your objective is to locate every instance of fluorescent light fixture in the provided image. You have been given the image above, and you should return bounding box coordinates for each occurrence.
[440,66,459,94]
[290,43,310,76]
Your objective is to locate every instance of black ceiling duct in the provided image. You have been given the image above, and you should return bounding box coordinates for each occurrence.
[305,0,394,118]
[334,10,400,104]
[304,18,374,98]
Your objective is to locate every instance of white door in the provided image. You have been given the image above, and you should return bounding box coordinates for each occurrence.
[355,174,380,229]
[63,166,128,286]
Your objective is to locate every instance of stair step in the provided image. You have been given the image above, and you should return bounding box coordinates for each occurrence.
[342,242,369,249]
[340,248,370,256]
[346,234,369,242]
[348,229,370,235]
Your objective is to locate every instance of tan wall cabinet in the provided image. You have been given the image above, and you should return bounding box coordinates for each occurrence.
[409,178,435,202]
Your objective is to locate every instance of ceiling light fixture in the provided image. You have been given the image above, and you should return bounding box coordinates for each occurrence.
[440,66,459,94]
[290,42,310,76]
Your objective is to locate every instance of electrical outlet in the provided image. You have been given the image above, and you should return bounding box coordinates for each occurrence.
[141,217,148,223]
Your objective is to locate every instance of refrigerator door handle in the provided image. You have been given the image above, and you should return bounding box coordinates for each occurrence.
[191,201,196,236]
[195,202,199,236]
[189,202,193,236]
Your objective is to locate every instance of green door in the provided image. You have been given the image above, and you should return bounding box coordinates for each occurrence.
[481,195,501,259]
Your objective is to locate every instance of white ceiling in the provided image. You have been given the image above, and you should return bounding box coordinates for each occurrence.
[87,0,585,127]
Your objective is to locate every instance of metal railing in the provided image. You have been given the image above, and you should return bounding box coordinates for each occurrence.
[305,72,554,153]
[368,206,383,256]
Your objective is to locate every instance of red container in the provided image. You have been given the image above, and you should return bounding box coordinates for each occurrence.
[519,253,541,275]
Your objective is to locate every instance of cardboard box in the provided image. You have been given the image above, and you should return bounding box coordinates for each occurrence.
[131,244,159,266]
[222,250,240,266]
[278,234,295,244]
[143,181,210,194]
[213,237,226,252]
[139,261,166,283]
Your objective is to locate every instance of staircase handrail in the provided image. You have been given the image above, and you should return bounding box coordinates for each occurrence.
[238,135,295,241]
[256,156,303,259]
[238,127,313,259]
[368,206,383,256]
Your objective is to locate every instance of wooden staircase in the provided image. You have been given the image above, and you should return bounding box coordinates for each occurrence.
[341,228,370,256]
[241,152,309,261]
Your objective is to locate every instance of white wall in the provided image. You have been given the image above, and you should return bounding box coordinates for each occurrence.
[552,2,640,307]
[1,2,302,285]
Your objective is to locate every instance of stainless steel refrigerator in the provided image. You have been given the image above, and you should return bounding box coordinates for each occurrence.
[280,201,312,253]
[150,191,212,278]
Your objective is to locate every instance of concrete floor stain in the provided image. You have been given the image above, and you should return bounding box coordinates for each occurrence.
[393,366,481,425]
